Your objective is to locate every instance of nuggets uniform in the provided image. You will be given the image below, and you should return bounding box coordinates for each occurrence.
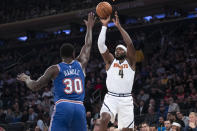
[100,59,135,129]
[49,61,86,131]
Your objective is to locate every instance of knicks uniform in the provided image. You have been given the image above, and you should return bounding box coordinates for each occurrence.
[100,59,135,129]
[49,61,86,131]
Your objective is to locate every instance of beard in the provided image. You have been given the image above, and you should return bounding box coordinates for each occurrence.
[115,54,126,60]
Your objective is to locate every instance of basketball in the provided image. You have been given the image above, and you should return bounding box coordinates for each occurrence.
[96,2,112,19]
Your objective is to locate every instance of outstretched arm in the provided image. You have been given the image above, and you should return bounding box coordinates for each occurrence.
[98,16,114,70]
[112,12,136,70]
[17,65,59,91]
[76,12,96,70]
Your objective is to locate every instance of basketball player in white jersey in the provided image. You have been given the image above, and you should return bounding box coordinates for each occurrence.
[97,12,136,131]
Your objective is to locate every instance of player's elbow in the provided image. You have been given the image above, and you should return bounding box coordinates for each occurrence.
[98,42,107,54]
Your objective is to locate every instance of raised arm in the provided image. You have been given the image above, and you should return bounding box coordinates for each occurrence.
[112,12,136,70]
[17,65,59,91]
[98,16,114,70]
[76,12,95,70]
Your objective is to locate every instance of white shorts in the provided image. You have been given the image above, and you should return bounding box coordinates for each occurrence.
[100,94,134,129]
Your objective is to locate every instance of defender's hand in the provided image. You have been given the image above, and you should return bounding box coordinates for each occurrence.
[84,12,96,29]
[17,73,30,82]
[100,15,110,27]
[112,11,121,28]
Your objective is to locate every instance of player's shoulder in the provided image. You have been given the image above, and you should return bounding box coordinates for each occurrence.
[48,65,60,73]
[47,65,60,79]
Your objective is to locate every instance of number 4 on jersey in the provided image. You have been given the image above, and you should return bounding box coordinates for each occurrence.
[63,78,83,94]
[119,69,124,78]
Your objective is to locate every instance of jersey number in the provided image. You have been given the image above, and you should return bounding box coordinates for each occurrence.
[119,69,124,78]
[63,78,83,94]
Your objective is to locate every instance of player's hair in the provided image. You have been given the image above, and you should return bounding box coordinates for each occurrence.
[60,43,74,58]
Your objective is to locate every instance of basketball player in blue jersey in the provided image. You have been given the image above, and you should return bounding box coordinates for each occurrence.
[17,12,96,131]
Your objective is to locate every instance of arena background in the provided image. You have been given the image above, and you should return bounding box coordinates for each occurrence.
[0,0,197,130]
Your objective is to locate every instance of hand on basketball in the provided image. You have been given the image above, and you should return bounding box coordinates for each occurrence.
[112,11,121,28]
[100,15,110,27]
[17,73,30,82]
[84,12,96,29]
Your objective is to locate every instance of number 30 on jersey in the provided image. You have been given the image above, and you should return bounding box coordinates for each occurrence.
[63,78,83,94]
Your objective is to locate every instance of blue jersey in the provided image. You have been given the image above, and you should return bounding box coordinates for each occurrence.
[53,61,85,102]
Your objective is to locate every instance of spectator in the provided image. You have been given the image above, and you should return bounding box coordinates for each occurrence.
[0,108,6,123]
[136,100,147,116]
[176,111,189,127]
[167,112,185,128]
[140,122,151,131]
[94,77,103,90]
[135,48,144,71]
[35,113,49,131]
[157,104,168,120]
[5,108,14,123]
[137,89,150,102]
[164,120,172,131]
[42,87,53,98]
[86,111,92,130]
[144,107,157,126]
[28,108,37,122]
[21,110,28,122]
[168,97,180,113]
[184,112,197,131]
[148,98,157,111]
[157,116,165,131]
[172,122,181,131]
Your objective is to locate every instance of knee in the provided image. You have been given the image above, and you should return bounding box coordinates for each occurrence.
[122,128,134,131]
[100,112,111,124]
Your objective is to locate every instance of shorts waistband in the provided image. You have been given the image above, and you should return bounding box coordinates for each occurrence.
[107,91,132,97]
[55,99,83,105]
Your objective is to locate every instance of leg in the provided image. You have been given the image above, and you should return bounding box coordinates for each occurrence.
[71,104,87,131]
[99,112,111,131]
[49,103,74,131]
[118,97,134,130]
[122,128,134,131]
[99,94,118,131]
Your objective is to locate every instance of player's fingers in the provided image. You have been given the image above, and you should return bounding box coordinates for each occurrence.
[91,12,94,19]
[107,15,111,21]
[94,16,97,22]
[89,12,92,18]
[83,19,87,24]
[112,18,115,23]
[88,13,91,19]
[115,11,118,15]
[92,12,95,19]
[17,74,22,79]
[16,75,20,80]
[91,12,94,17]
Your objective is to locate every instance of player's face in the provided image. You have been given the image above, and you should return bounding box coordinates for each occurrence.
[115,47,126,60]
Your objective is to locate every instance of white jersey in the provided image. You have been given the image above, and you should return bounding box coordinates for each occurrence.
[106,59,135,94]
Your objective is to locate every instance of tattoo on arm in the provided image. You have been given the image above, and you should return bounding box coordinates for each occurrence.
[26,65,58,91]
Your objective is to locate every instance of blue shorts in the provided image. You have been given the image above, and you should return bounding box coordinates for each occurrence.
[49,99,87,131]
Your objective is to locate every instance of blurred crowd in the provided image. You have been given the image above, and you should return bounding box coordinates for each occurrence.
[0,16,197,131]
[0,0,135,24]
